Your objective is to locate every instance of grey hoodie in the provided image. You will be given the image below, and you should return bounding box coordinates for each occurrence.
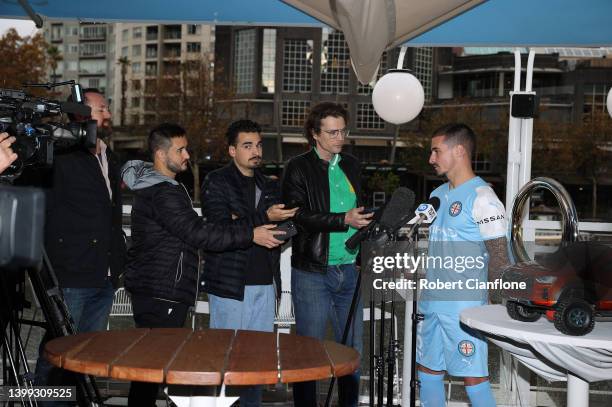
[121,160,178,190]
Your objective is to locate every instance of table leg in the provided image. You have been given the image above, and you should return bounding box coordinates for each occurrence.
[567,373,589,407]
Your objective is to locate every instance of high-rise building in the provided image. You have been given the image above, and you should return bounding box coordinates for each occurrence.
[43,22,110,94]
[43,22,215,127]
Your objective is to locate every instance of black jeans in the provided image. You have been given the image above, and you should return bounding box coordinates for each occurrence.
[127,295,189,407]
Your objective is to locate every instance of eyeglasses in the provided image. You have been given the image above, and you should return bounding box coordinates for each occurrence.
[320,128,350,139]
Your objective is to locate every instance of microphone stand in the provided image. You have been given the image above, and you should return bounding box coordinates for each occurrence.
[407,225,424,407]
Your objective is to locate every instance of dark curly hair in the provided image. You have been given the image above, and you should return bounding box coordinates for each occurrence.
[304,102,348,146]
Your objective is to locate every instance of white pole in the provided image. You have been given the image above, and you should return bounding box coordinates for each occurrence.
[520,49,536,245]
[567,373,589,407]
[504,49,523,218]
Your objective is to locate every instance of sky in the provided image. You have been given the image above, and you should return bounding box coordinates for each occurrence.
[0,18,39,37]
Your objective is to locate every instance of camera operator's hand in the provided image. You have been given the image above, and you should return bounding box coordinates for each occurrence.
[0,132,18,173]
[266,204,299,222]
[253,224,285,248]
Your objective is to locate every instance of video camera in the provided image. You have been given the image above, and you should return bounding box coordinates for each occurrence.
[0,81,97,180]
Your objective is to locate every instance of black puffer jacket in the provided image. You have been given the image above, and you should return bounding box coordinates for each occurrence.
[281,149,362,273]
[200,162,281,301]
[122,160,253,305]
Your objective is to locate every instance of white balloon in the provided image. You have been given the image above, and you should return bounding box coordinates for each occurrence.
[372,70,425,125]
[607,87,612,118]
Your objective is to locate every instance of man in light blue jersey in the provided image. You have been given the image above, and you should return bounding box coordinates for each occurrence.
[417,123,510,407]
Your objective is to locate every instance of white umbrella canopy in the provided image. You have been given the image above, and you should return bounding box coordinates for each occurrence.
[282,0,485,84]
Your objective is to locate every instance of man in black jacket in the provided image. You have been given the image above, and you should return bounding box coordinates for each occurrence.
[201,119,297,406]
[122,123,283,406]
[282,102,372,407]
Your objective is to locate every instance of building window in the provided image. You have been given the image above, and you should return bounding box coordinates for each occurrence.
[584,83,611,115]
[282,39,313,93]
[131,97,141,108]
[146,26,158,41]
[78,60,106,75]
[132,79,142,91]
[414,47,433,102]
[358,52,387,95]
[51,24,62,41]
[282,100,310,127]
[145,62,158,76]
[187,24,201,35]
[88,78,100,89]
[81,43,106,57]
[130,114,140,125]
[261,29,276,94]
[132,44,141,57]
[66,61,78,71]
[320,29,350,94]
[163,25,182,40]
[146,44,158,59]
[472,153,492,172]
[187,42,201,53]
[234,29,256,94]
[163,43,181,58]
[69,44,79,54]
[356,103,385,130]
[80,25,105,40]
[121,46,129,58]
[121,28,129,42]
[133,27,142,39]
[132,62,141,73]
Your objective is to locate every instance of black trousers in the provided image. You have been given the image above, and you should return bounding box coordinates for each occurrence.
[127,295,189,407]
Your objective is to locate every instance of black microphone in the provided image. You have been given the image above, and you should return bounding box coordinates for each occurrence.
[345,187,415,250]
[406,196,441,238]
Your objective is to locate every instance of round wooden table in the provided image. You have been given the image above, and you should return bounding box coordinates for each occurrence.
[44,328,360,386]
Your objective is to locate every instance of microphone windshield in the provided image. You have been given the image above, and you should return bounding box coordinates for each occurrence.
[429,196,441,211]
[379,187,415,230]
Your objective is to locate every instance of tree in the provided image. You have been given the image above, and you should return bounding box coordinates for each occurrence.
[398,102,508,173]
[46,44,63,82]
[0,28,49,94]
[117,57,131,126]
[152,57,236,201]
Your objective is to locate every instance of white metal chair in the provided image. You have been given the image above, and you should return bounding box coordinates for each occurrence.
[107,287,133,329]
[274,290,295,334]
[191,300,209,329]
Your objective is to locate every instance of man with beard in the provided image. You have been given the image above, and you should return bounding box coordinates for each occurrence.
[121,122,284,406]
[34,89,126,394]
[200,119,297,406]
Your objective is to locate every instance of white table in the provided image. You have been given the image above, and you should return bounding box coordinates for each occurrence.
[460,305,612,407]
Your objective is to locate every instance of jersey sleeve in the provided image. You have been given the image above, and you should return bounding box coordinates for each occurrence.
[472,185,507,240]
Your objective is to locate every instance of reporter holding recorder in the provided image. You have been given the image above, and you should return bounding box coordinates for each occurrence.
[200,119,297,407]
[281,102,372,407]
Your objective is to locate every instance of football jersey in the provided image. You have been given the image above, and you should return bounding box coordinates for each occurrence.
[421,176,507,309]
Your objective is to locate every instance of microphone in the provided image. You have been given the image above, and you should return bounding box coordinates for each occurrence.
[345,187,415,250]
[406,197,440,238]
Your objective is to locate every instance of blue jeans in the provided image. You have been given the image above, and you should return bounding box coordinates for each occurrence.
[35,281,115,405]
[209,284,275,332]
[209,284,275,407]
[292,264,363,407]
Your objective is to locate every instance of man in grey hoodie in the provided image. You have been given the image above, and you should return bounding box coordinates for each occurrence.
[121,123,283,406]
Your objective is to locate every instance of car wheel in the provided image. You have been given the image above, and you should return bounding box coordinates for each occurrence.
[506,301,541,322]
[554,298,595,336]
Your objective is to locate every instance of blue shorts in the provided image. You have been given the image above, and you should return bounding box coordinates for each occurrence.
[416,309,489,377]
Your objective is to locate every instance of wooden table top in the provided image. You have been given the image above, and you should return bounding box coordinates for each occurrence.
[44,328,360,385]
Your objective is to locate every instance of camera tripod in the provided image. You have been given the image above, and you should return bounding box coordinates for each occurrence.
[1,248,104,406]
